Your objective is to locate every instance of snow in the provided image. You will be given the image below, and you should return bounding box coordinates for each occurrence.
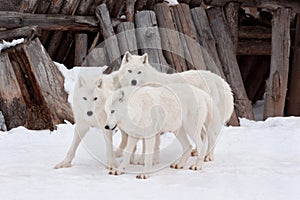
[0,38,24,53]
[1,64,300,200]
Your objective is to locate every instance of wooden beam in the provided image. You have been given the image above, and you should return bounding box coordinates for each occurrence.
[239,26,272,39]
[207,7,254,120]
[237,39,271,55]
[0,26,40,41]
[264,7,291,119]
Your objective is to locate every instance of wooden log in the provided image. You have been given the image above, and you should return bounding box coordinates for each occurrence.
[239,26,271,39]
[0,11,99,32]
[237,39,271,55]
[0,53,27,130]
[135,11,170,73]
[35,0,51,14]
[116,22,138,55]
[82,46,109,66]
[19,0,39,13]
[74,34,88,65]
[2,38,73,130]
[264,7,291,119]
[171,3,206,70]
[224,2,239,53]
[55,32,74,64]
[191,7,224,77]
[189,0,203,8]
[286,14,300,116]
[125,0,135,22]
[0,0,22,11]
[207,7,254,120]
[110,0,125,18]
[135,0,147,11]
[153,3,187,72]
[0,26,41,41]
[96,4,121,73]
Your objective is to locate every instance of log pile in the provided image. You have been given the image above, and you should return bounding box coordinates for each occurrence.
[1,0,300,130]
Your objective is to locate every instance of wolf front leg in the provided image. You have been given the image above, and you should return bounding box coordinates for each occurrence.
[103,129,119,170]
[54,123,89,169]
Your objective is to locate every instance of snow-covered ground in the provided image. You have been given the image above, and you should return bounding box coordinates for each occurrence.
[1,117,300,200]
[1,63,300,199]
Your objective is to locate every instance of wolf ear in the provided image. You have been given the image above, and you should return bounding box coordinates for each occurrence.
[78,76,86,88]
[122,51,133,64]
[140,53,148,64]
[96,78,102,88]
[118,90,125,102]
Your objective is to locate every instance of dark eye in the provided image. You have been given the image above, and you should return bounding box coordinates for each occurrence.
[94,97,98,101]
[83,97,87,100]
[137,71,142,74]
[128,70,132,73]
[111,110,115,114]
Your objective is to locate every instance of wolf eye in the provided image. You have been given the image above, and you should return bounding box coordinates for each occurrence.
[137,71,142,74]
[83,97,87,100]
[94,97,98,101]
[128,70,132,73]
[111,110,115,114]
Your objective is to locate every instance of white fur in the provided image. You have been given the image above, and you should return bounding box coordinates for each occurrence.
[105,83,213,179]
[54,68,119,169]
[117,52,234,161]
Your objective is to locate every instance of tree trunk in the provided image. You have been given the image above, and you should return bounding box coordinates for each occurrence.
[264,7,291,119]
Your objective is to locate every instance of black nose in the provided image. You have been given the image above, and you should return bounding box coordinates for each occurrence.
[87,111,93,116]
[104,125,110,130]
[131,80,137,85]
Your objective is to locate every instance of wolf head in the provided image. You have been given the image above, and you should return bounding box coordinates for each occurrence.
[118,51,151,87]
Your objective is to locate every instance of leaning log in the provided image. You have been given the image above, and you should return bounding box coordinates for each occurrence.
[264,7,291,119]
[0,38,73,130]
[207,7,254,120]
[0,26,40,41]
[116,22,138,55]
[135,11,169,73]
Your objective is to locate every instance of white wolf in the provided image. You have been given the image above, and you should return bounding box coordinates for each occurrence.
[104,83,213,179]
[117,52,234,162]
[54,68,120,169]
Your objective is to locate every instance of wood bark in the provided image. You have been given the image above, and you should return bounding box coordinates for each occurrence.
[0,26,41,41]
[264,7,291,119]
[19,0,39,13]
[153,3,187,72]
[224,2,239,53]
[238,26,271,39]
[207,7,254,120]
[35,0,51,14]
[135,11,169,73]
[0,53,27,130]
[171,3,206,70]
[1,38,73,130]
[74,34,88,65]
[126,0,135,22]
[116,22,138,55]
[96,3,121,73]
[286,15,300,116]
[82,46,109,66]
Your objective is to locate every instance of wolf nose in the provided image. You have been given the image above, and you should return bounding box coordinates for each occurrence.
[104,125,110,130]
[131,80,137,85]
[87,111,93,116]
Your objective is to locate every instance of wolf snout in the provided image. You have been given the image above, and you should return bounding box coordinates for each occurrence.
[87,111,93,116]
[131,79,137,86]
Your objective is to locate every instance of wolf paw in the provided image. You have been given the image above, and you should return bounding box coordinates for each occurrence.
[54,161,72,169]
[189,164,202,171]
[136,173,150,179]
[204,155,214,162]
[170,163,184,169]
[108,169,123,176]
[190,149,198,157]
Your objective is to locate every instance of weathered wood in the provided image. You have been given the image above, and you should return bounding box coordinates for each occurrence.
[237,39,271,55]
[19,0,39,13]
[0,11,99,32]
[191,7,224,76]
[0,26,40,41]
[189,0,203,8]
[116,22,138,55]
[224,2,239,53]
[239,26,272,39]
[74,34,88,65]
[135,0,147,11]
[2,38,73,130]
[0,53,27,130]
[135,11,169,73]
[125,0,135,22]
[96,3,121,73]
[35,0,51,14]
[75,0,94,15]
[286,14,300,116]
[264,7,291,119]
[171,3,206,70]
[110,0,125,18]
[153,3,187,72]
[54,32,74,64]
[207,7,254,120]
[82,46,109,66]
[0,0,22,11]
